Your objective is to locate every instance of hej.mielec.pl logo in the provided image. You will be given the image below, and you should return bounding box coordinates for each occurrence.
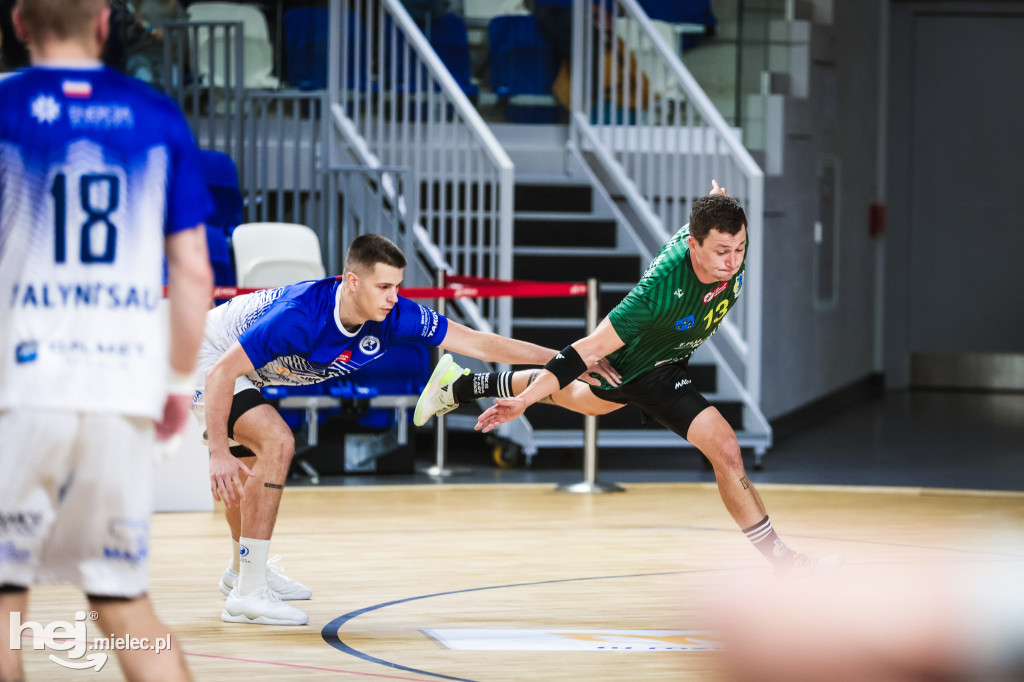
[9,610,174,672]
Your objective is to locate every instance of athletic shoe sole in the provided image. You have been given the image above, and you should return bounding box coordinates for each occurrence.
[220,609,308,626]
[414,353,456,426]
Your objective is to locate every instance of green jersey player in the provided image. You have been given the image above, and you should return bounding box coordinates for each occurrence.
[417,181,839,573]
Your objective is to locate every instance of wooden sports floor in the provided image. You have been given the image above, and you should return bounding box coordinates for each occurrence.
[18,481,1024,681]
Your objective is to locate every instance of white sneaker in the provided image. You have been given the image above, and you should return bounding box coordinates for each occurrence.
[221,586,309,625]
[414,353,469,426]
[787,552,844,579]
[219,555,312,600]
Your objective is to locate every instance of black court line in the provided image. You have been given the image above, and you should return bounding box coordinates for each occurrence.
[321,530,1024,681]
[321,569,699,682]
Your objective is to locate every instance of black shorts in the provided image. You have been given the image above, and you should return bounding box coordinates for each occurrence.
[208,388,266,459]
[589,362,711,439]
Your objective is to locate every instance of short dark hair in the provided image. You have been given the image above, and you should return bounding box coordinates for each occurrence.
[689,195,747,244]
[16,0,106,41]
[344,234,407,275]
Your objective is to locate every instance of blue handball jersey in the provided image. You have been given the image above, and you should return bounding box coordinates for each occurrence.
[201,278,448,388]
[0,64,212,418]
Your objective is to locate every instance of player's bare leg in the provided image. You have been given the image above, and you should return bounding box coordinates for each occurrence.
[513,370,624,414]
[0,588,29,680]
[231,405,294,541]
[685,406,767,528]
[89,597,191,682]
[217,406,308,624]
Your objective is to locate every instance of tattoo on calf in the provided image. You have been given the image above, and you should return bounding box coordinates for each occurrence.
[264,482,284,490]
[740,476,750,490]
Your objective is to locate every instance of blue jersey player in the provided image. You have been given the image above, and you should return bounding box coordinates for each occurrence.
[0,0,213,679]
[195,234,615,626]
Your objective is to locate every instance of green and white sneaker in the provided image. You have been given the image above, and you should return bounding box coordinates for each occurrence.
[414,353,469,426]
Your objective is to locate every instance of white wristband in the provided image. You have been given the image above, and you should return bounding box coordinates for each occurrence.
[168,368,195,396]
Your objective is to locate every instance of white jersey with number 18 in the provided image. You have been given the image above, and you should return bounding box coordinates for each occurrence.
[0,65,212,418]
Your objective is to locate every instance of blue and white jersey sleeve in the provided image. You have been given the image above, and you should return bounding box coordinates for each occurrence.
[390,296,448,346]
[237,303,313,368]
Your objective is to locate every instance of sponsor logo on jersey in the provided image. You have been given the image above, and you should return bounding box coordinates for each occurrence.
[61,80,92,98]
[417,306,439,338]
[733,273,744,297]
[30,94,60,124]
[336,350,352,364]
[12,283,161,311]
[641,253,667,280]
[0,512,43,536]
[103,518,148,565]
[15,341,37,364]
[674,289,684,299]
[674,379,691,389]
[0,541,30,564]
[675,315,694,331]
[702,281,729,305]
[675,339,703,351]
[359,336,381,355]
[68,103,135,130]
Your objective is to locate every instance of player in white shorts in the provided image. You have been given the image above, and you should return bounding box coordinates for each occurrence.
[196,233,616,625]
[0,1,213,679]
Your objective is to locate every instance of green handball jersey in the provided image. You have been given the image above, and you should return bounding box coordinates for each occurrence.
[598,224,747,390]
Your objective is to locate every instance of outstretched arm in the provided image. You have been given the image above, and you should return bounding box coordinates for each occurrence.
[438,320,620,386]
[475,316,626,433]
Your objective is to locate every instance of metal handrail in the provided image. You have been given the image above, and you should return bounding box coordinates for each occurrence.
[569,0,767,410]
[326,0,515,339]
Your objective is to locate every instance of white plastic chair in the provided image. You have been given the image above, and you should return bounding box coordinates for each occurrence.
[187,2,279,89]
[231,222,326,288]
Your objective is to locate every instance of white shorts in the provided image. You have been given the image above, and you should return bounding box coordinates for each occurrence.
[0,410,155,597]
[192,340,258,448]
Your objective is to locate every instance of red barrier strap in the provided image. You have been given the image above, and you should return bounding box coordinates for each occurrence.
[173,277,588,301]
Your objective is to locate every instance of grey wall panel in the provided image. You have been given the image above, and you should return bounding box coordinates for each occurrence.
[888,2,1024,386]
[759,0,885,419]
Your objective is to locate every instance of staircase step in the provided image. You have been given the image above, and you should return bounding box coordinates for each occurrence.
[513,216,618,248]
[420,180,495,212]
[515,183,592,213]
[513,254,642,283]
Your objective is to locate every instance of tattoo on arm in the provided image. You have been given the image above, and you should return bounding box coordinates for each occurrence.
[264,482,284,490]
[740,476,750,490]
[526,369,557,405]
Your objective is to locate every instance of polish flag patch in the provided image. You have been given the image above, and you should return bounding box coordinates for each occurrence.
[61,80,92,98]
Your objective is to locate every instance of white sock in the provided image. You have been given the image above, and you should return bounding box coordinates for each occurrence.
[237,537,270,595]
[231,537,241,572]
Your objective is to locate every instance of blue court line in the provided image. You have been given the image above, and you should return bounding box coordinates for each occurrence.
[320,569,694,682]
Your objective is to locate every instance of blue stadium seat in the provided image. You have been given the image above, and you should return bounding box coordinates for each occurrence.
[349,342,430,428]
[383,13,477,98]
[199,149,242,287]
[637,0,716,51]
[283,6,329,90]
[200,150,243,232]
[283,7,366,90]
[487,15,561,122]
[428,13,478,97]
[638,0,715,25]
